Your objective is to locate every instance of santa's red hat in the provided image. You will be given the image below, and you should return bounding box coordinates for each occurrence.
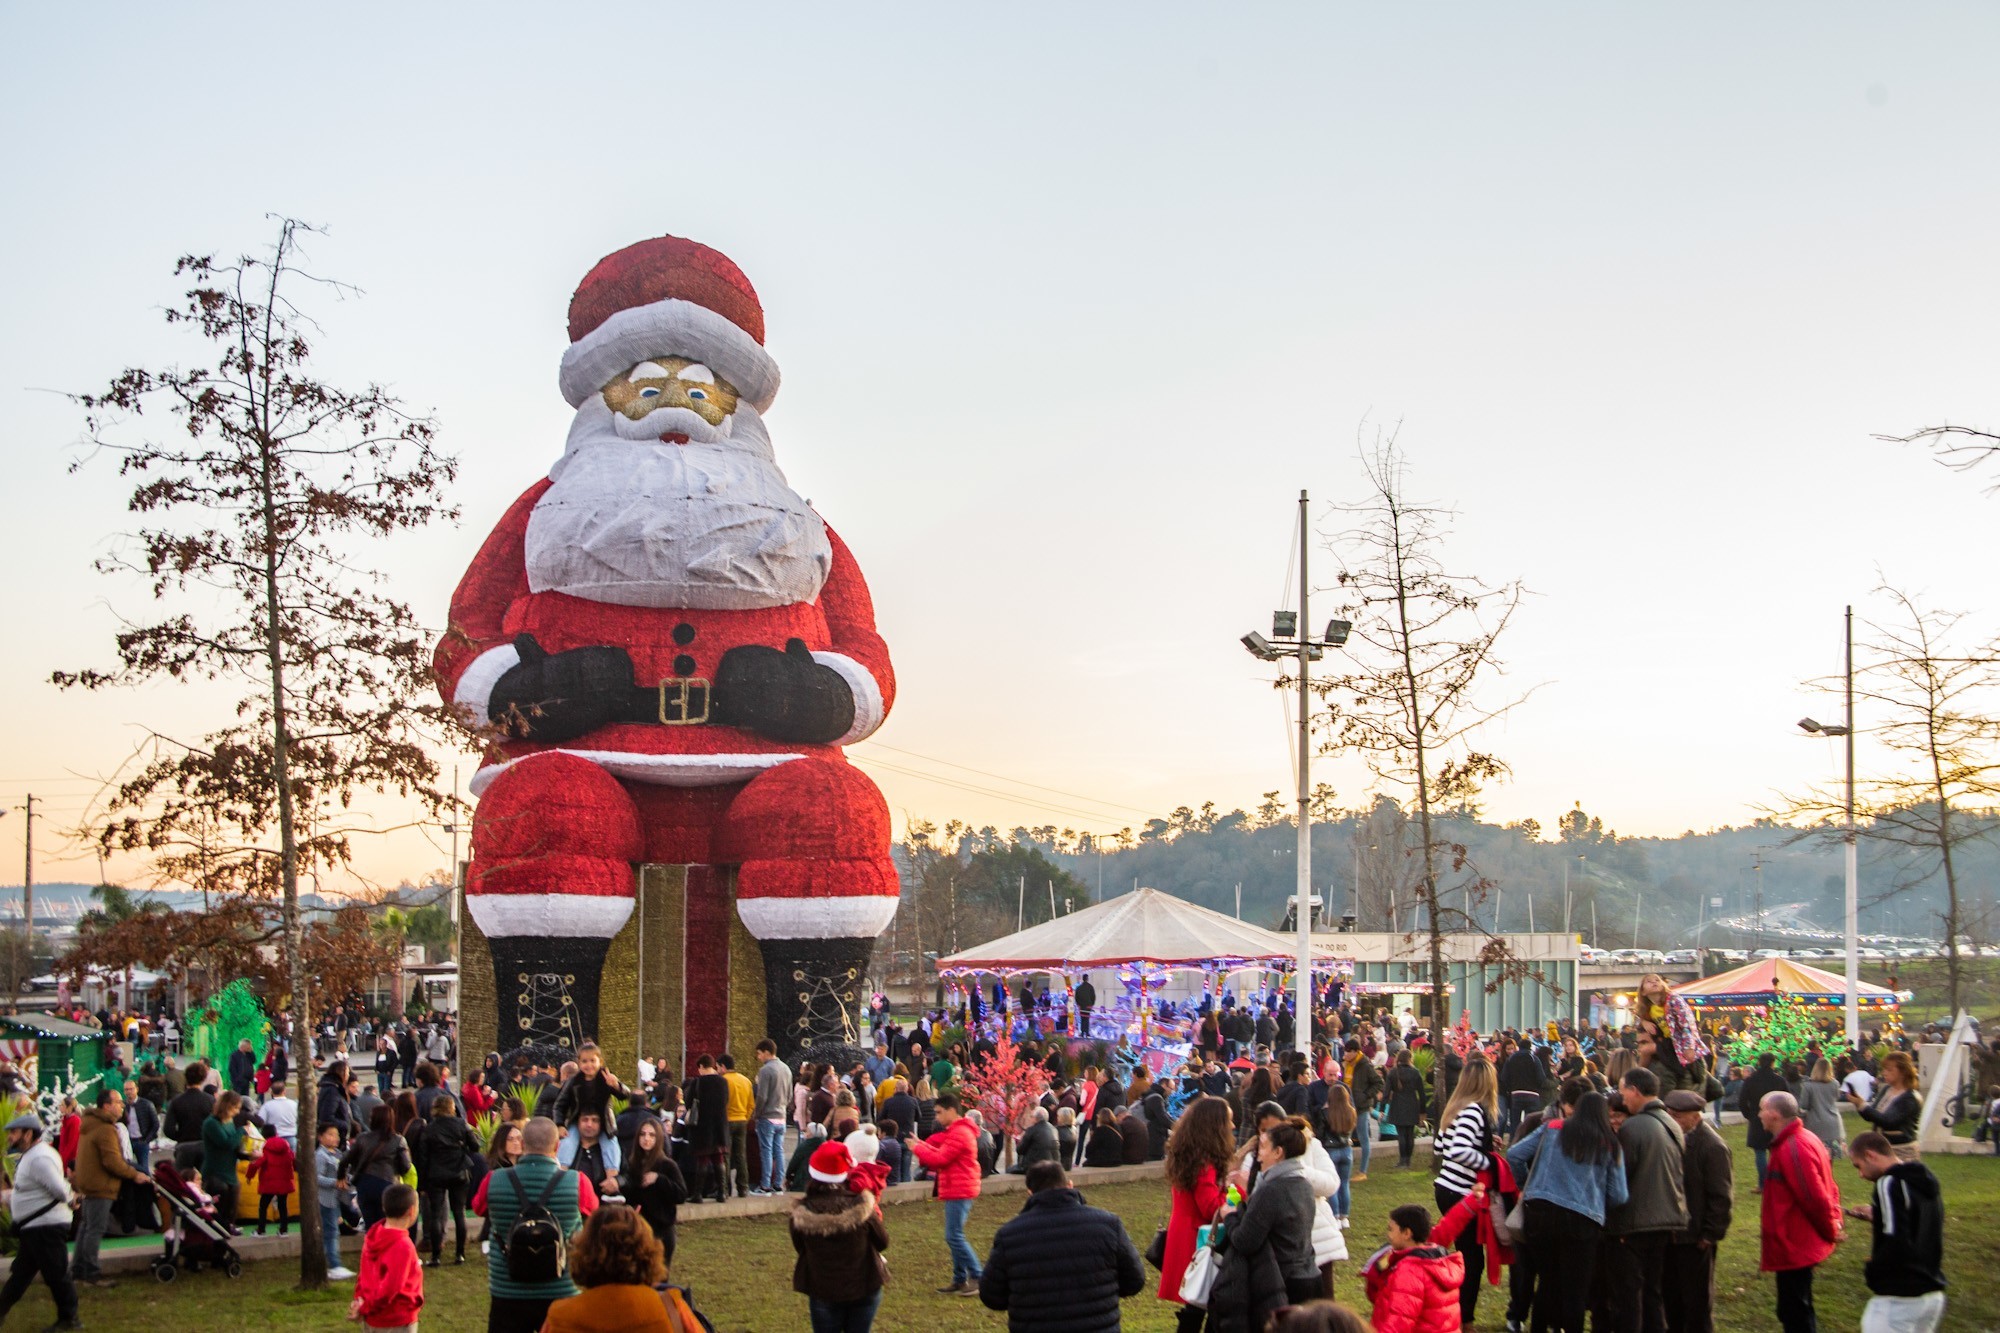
[808,1140,853,1185]
[559,235,782,413]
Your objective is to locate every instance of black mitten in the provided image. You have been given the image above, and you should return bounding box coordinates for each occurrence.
[487,634,636,742]
[711,638,856,745]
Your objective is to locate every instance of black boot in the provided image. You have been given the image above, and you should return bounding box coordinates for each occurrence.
[486,934,612,1056]
[758,935,873,1060]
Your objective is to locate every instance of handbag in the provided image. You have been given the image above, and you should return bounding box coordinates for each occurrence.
[1494,1122,1552,1248]
[1144,1224,1168,1270]
[1178,1238,1219,1306]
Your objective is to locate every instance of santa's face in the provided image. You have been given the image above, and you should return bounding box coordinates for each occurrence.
[597,357,741,444]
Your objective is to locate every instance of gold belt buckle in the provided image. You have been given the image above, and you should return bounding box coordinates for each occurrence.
[657,677,710,725]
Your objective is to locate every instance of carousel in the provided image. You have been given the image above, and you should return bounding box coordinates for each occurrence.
[1671,956,1910,1013]
[934,887,1352,1075]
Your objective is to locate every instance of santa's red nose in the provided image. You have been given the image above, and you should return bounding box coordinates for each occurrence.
[659,432,690,445]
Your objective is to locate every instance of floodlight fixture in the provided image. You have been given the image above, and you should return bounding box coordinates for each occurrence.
[1272,610,1298,638]
[1241,631,1282,662]
[1324,619,1352,647]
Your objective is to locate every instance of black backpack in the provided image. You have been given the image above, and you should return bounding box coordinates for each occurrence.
[502,1166,569,1284]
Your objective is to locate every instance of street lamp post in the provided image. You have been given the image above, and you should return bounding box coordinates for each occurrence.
[1242,489,1351,1049]
[1798,604,1860,1051]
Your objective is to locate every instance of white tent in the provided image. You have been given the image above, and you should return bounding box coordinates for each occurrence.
[936,886,1333,974]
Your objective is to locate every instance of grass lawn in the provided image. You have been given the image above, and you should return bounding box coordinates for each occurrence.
[7,1125,1995,1331]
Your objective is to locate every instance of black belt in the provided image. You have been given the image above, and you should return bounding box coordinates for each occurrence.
[618,678,713,726]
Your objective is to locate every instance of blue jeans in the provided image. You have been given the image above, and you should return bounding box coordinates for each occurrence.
[943,1198,981,1283]
[1327,1146,1353,1217]
[1355,1114,1374,1174]
[756,1120,787,1192]
[809,1290,882,1333]
[1753,1145,1769,1187]
[319,1200,342,1269]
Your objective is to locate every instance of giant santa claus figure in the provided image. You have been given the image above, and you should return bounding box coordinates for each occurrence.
[435,235,896,1058]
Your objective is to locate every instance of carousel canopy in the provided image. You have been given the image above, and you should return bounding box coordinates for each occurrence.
[935,887,1334,973]
[1672,957,1904,1010]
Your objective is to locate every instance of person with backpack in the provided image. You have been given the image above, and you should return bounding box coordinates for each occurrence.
[471,1115,599,1333]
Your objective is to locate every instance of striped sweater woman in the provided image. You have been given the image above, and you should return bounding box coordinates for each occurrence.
[1433,1057,1500,1327]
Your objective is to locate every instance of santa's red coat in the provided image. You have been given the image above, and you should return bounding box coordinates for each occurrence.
[435,477,895,791]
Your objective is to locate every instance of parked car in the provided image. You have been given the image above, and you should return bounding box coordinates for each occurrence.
[1752,948,1786,960]
[1664,949,1700,965]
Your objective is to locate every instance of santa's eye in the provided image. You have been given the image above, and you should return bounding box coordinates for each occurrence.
[639,387,661,399]
[688,388,708,401]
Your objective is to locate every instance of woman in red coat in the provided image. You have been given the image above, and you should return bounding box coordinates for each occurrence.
[1758,1094,1844,1333]
[1158,1096,1236,1331]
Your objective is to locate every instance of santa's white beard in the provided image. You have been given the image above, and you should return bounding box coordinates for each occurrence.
[523,398,832,610]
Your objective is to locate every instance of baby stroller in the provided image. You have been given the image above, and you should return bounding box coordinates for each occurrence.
[150,1160,243,1281]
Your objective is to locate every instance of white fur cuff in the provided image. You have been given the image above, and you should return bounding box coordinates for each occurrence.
[812,651,886,746]
[452,643,522,725]
[736,895,898,941]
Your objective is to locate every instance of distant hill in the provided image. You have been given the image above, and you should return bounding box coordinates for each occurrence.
[974,800,2000,951]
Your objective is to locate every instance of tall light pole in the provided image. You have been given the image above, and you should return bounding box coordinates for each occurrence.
[1242,489,1350,1048]
[1799,603,1860,1050]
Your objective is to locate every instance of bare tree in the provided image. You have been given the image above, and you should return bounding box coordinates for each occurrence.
[1313,433,1539,1029]
[1876,423,2000,494]
[1778,586,2000,1017]
[53,218,458,1288]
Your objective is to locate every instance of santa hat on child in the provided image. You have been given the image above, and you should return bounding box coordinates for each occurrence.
[559,234,782,412]
[809,1140,854,1185]
[844,1127,880,1164]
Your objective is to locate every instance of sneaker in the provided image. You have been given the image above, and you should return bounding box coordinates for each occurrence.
[937,1282,970,1294]
[40,1320,84,1333]
[1507,1320,1526,1333]
[959,1280,983,1296]
[1351,1172,1368,1182]
[327,1266,357,1281]
[80,1278,117,1290]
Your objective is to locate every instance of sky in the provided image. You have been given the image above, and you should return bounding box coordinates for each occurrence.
[2,5,1997,894]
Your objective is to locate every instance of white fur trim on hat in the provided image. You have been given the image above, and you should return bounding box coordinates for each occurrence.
[811,652,885,746]
[466,893,634,939]
[735,894,898,941]
[560,298,781,413]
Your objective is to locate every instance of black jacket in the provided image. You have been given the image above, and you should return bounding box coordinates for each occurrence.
[1674,1118,1734,1247]
[1738,1065,1789,1148]
[979,1187,1144,1333]
[551,1069,626,1129]
[316,1076,353,1145]
[416,1113,479,1188]
[1864,1160,1946,1298]
[227,1049,256,1095]
[688,1073,730,1153]
[1501,1048,1543,1099]
[1859,1087,1923,1145]
[621,1153,687,1248]
[163,1087,215,1144]
[1081,1125,1124,1168]
[1013,1120,1060,1172]
[1208,1166,1314,1333]
[791,1186,888,1304]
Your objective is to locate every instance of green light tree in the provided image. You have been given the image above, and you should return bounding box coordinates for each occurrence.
[1726,992,1822,1067]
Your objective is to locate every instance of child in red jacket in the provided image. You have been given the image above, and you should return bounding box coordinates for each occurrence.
[1365,1193,1475,1333]
[351,1184,424,1332]
[250,1133,297,1235]
[844,1127,893,1198]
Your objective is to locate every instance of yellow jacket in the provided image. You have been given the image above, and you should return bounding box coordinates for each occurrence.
[725,1069,755,1122]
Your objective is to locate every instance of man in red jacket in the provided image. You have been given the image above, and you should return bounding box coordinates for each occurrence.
[1757,1090,1844,1333]
[909,1092,984,1295]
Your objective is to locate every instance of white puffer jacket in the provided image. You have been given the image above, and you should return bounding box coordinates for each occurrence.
[1238,1136,1347,1265]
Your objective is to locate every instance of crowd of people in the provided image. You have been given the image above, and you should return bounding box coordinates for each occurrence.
[0,980,1987,1333]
